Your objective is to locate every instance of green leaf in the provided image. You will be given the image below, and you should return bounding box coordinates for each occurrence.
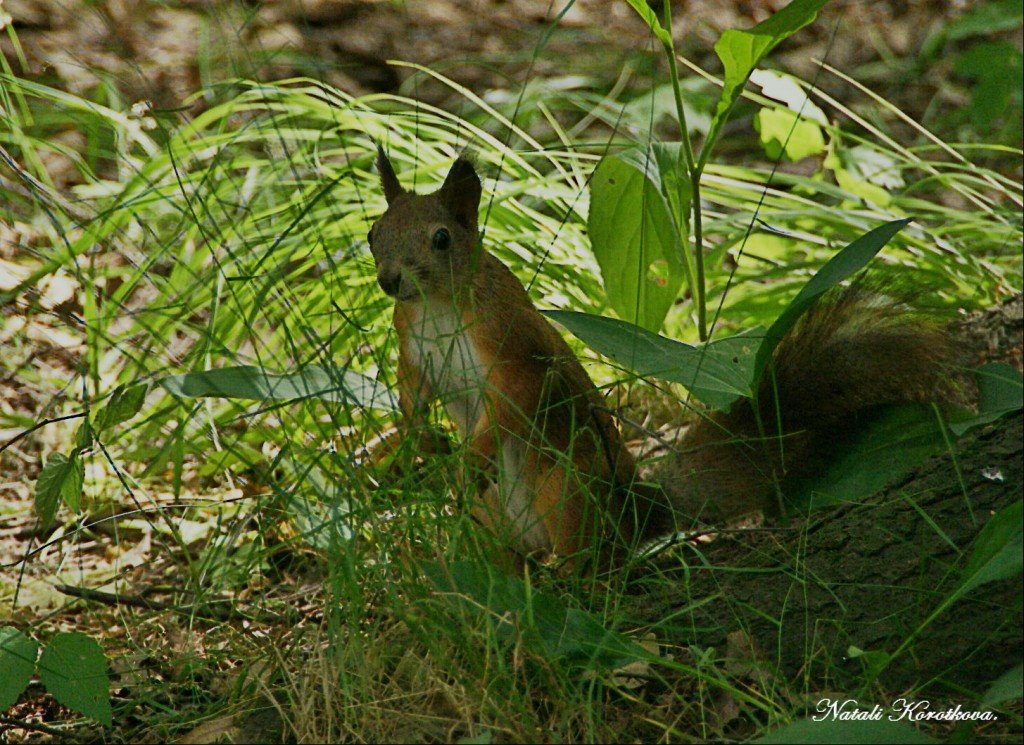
[622,0,672,46]
[35,451,85,524]
[947,0,1023,41]
[650,142,693,241]
[953,499,1023,601]
[289,494,353,550]
[786,404,948,511]
[825,141,894,207]
[37,632,112,727]
[457,732,494,745]
[846,645,892,681]
[285,462,354,550]
[755,107,826,161]
[588,149,687,332]
[758,718,934,744]
[750,69,828,125]
[423,560,646,671]
[981,663,1023,707]
[832,165,893,207]
[623,81,713,137]
[709,0,829,153]
[977,361,1024,412]
[751,70,828,162]
[95,383,149,431]
[753,218,911,386]
[743,232,802,261]
[0,626,38,711]
[955,41,1023,128]
[951,362,1024,435]
[842,146,905,190]
[75,418,93,450]
[160,364,396,410]
[651,142,695,294]
[545,310,761,409]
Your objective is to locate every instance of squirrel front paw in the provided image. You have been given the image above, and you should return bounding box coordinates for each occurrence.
[360,424,453,477]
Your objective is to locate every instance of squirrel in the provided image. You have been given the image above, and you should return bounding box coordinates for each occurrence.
[367,149,954,568]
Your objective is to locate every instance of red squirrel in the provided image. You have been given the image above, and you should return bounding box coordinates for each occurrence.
[368,149,953,567]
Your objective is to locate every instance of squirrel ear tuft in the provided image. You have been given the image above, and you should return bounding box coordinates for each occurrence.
[439,157,482,229]
[376,146,405,204]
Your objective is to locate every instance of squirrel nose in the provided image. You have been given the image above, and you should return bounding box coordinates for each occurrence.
[377,271,401,297]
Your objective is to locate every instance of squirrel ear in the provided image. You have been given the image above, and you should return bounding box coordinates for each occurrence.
[439,157,482,228]
[376,146,405,204]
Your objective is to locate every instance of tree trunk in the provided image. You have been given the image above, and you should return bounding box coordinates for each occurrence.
[629,412,1023,694]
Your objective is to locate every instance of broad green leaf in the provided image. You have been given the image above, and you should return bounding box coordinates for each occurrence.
[545,310,762,409]
[37,632,112,727]
[750,69,828,124]
[588,149,686,331]
[753,218,911,385]
[951,362,1024,435]
[75,418,93,449]
[832,166,892,207]
[160,364,397,410]
[835,165,892,206]
[743,232,802,261]
[825,142,893,207]
[754,107,825,161]
[751,69,828,162]
[786,404,948,511]
[976,361,1024,414]
[650,142,692,239]
[953,499,1023,601]
[35,451,85,524]
[981,663,1023,707]
[0,627,38,711]
[95,383,149,431]
[842,146,905,190]
[423,560,646,671]
[622,0,672,46]
[651,142,695,291]
[709,0,829,151]
[758,718,934,744]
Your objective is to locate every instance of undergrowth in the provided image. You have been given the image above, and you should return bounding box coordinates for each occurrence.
[1,1,1022,742]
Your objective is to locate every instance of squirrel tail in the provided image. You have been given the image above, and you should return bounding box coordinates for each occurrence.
[645,282,958,533]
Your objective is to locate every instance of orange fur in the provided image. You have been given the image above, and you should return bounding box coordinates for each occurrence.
[368,150,955,568]
[369,150,642,566]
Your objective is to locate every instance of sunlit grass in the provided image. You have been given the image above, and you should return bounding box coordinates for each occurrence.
[1,29,1021,738]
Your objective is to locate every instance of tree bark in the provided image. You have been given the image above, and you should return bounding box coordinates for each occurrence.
[629,412,1023,694]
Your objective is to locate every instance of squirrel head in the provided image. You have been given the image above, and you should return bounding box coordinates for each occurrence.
[369,148,483,302]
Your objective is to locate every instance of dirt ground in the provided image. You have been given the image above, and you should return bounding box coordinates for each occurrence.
[1,0,983,113]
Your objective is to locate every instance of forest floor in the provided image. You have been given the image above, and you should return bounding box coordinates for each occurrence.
[1,0,994,189]
[6,0,971,105]
[1,1,1022,742]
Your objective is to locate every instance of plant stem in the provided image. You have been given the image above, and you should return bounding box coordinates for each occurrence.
[662,3,707,341]
[689,167,707,340]
[662,6,695,174]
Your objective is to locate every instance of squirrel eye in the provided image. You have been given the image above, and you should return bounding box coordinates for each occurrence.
[431,228,451,251]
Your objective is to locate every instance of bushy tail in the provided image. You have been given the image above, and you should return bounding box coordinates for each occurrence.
[650,283,957,530]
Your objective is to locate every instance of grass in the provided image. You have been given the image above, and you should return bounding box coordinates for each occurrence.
[1,8,1022,742]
